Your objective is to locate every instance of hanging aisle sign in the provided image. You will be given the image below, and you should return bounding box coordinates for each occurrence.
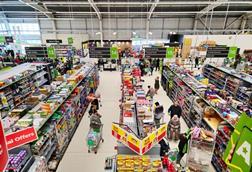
[166,47,174,59]
[223,113,252,172]
[110,47,119,59]
[144,48,166,58]
[47,47,56,59]
[0,119,8,171]
[228,46,238,59]
[89,47,110,58]
[68,37,73,45]
[0,36,5,44]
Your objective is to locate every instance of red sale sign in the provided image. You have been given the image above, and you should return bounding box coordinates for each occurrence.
[0,120,9,171]
[6,127,38,150]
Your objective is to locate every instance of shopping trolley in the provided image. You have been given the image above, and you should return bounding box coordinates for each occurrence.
[87,124,104,154]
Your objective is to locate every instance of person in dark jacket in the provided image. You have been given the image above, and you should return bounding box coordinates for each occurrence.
[168,100,182,119]
[159,138,170,157]
[156,58,160,71]
[154,76,160,94]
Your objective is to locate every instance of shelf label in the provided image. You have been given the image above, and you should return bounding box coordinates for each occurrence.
[156,124,167,142]
[110,47,119,59]
[166,47,174,59]
[6,127,38,150]
[223,113,252,172]
[142,131,156,154]
[0,119,8,171]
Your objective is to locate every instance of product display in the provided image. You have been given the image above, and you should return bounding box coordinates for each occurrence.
[161,63,251,172]
[2,62,99,172]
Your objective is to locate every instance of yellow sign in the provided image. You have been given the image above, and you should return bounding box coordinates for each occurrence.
[142,131,156,148]
[157,124,167,136]
[127,133,141,147]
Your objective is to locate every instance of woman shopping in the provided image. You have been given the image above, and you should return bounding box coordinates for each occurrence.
[154,76,160,94]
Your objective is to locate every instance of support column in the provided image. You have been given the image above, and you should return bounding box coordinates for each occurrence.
[51,20,57,39]
[99,19,103,46]
[240,15,247,34]
[146,19,150,39]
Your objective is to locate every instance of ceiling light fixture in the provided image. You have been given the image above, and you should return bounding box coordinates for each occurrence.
[149,32,153,35]
[132,31,136,35]
[95,31,101,35]
[113,31,117,35]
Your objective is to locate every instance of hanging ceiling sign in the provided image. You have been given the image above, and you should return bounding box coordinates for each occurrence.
[144,47,166,58]
[5,36,14,43]
[46,39,62,44]
[206,46,230,58]
[89,47,110,58]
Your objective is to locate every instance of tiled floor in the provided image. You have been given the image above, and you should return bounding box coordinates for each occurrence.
[57,70,215,172]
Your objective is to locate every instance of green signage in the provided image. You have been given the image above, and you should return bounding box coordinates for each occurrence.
[110,47,119,59]
[228,46,238,59]
[166,47,174,59]
[223,113,252,172]
[47,47,56,59]
[68,37,73,45]
[0,36,5,44]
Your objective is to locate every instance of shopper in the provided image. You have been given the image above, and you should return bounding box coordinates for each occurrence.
[159,137,170,157]
[154,102,164,128]
[156,58,160,71]
[150,61,154,75]
[89,109,102,131]
[154,76,160,94]
[176,129,192,164]
[168,100,182,119]
[146,85,155,99]
[195,56,199,68]
[167,115,180,141]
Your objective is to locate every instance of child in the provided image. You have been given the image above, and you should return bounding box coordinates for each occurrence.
[167,115,180,141]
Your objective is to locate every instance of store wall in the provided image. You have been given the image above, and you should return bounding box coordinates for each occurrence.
[184,34,252,53]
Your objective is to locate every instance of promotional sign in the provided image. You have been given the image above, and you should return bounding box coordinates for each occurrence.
[223,113,252,172]
[89,47,110,58]
[47,47,56,59]
[142,131,156,154]
[228,46,238,59]
[156,124,167,142]
[46,39,62,44]
[68,37,73,45]
[110,47,119,59]
[6,127,38,150]
[112,123,167,155]
[0,120,8,171]
[144,47,166,58]
[166,47,174,59]
[127,133,141,154]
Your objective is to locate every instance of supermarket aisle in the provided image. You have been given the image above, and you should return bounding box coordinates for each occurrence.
[141,72,188,149]
[57,71,121,172]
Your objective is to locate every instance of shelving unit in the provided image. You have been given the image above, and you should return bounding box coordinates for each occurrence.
[203,64,252,108]
[3,63,99,172]
[0,63,51,121]
[161,64,247,172]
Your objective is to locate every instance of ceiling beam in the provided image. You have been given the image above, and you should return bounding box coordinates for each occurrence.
[18,0,53,18]
[88,0,101,20]
[197,0,228,18]
[2,11,252,15]
[2,1,250,5]
[148,0,159,20]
